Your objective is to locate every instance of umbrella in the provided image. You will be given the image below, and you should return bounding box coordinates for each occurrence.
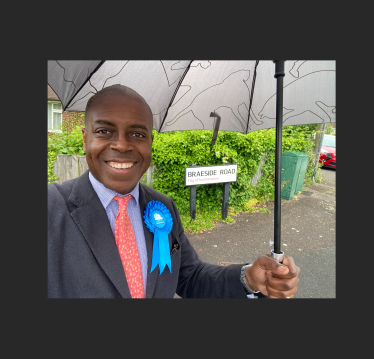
[48,60,336,261]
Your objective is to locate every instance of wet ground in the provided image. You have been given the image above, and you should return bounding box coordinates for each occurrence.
[176,167,336,298]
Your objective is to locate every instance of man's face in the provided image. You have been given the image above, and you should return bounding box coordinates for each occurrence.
[82,94,154,194]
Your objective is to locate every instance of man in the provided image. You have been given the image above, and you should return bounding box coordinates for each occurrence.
[48,84,300,298]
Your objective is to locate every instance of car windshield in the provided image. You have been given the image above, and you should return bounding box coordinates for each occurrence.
[322,136,335,148]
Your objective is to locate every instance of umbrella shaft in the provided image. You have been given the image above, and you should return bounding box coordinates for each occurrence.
[273,61,285,254]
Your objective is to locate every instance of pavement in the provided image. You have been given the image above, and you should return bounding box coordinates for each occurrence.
[175,167,336,298]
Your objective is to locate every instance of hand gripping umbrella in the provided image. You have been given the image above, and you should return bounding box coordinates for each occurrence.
[48,60,336,263]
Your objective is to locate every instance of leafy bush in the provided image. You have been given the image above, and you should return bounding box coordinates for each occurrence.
[324,123,336,136]
[48,125,85,156]
[48,124,85,184]
[48,148,58,184]
[243,198,258,212]
[151,124,317,232]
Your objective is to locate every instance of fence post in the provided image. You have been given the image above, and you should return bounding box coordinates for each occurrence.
[78,155,88,176]
[146,163,154,186]
[71,155,79,179]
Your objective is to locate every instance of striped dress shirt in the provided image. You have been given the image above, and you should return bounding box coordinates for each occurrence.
[89,172,148,294]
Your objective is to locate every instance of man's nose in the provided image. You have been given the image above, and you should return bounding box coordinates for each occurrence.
[110,133,133,153]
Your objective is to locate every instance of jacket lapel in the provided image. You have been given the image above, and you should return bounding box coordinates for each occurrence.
[69,172,131,298]
[139,184,159,298]
[139,184,175,298]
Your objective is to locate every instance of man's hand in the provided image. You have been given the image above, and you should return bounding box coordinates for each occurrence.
[245,254,300,298]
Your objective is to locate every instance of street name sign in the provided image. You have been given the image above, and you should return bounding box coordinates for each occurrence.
[184,164,238,186]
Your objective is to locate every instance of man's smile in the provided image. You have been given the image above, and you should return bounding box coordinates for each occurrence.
[106,161,136,169]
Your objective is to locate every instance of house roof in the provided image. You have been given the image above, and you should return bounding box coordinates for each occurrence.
[48,85,60,101]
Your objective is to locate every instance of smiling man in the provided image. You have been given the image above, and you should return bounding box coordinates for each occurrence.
[48,84,300,298]
[82,87,154,195]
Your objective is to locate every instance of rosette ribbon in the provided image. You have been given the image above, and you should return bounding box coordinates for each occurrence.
[144,201,173,274]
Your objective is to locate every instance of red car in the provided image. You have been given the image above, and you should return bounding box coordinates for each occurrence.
[319,134,336,168]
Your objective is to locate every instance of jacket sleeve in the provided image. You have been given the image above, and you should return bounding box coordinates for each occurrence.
[169,200,248,298]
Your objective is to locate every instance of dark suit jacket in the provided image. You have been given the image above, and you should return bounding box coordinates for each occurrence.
[48,171,248,298]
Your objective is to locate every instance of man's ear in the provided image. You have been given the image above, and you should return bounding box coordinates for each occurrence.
[82,128,87,152]
[151,134,154,145]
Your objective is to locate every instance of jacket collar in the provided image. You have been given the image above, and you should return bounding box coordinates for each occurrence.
[69,171,159,299]
[69,171,132,298]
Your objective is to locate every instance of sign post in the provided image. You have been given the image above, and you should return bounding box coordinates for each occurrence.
[190,164,196,219]
[222,182,230,219]
[185,163,238,220]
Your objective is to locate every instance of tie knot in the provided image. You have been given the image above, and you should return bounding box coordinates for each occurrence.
[113,194,132,209]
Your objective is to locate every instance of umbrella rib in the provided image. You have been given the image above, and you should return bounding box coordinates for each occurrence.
[158,60,194,132]
[63,60,106,111]
[246,60,259,133]
[55,60,78,92]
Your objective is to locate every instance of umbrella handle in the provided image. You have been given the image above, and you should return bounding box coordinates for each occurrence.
[210,112,221,145]
[271,249,284,264]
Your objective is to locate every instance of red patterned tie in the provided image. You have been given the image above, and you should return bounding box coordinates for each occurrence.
[113,195,145,298]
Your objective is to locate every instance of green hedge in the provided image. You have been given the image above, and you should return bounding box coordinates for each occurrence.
[151,125,317,230]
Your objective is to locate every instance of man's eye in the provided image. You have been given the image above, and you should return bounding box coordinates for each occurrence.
[98,130,111,134]
[132,133,144,138]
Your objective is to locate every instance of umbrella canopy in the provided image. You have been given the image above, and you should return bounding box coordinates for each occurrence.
[48,60,335,133]
[48,60,335,258]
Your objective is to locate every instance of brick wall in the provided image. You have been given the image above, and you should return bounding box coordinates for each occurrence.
[62,111,85,133]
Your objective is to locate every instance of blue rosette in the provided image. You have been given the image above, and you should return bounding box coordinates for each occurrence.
[144,201,173,274]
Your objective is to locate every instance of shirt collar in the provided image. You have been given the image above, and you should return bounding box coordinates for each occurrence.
[89,171,140,209]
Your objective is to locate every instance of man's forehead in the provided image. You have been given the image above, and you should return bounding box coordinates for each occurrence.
[93,93,148,110]
[87,93,153,125]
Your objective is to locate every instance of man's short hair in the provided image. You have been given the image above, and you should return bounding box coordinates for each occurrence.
[84,84,153,127]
